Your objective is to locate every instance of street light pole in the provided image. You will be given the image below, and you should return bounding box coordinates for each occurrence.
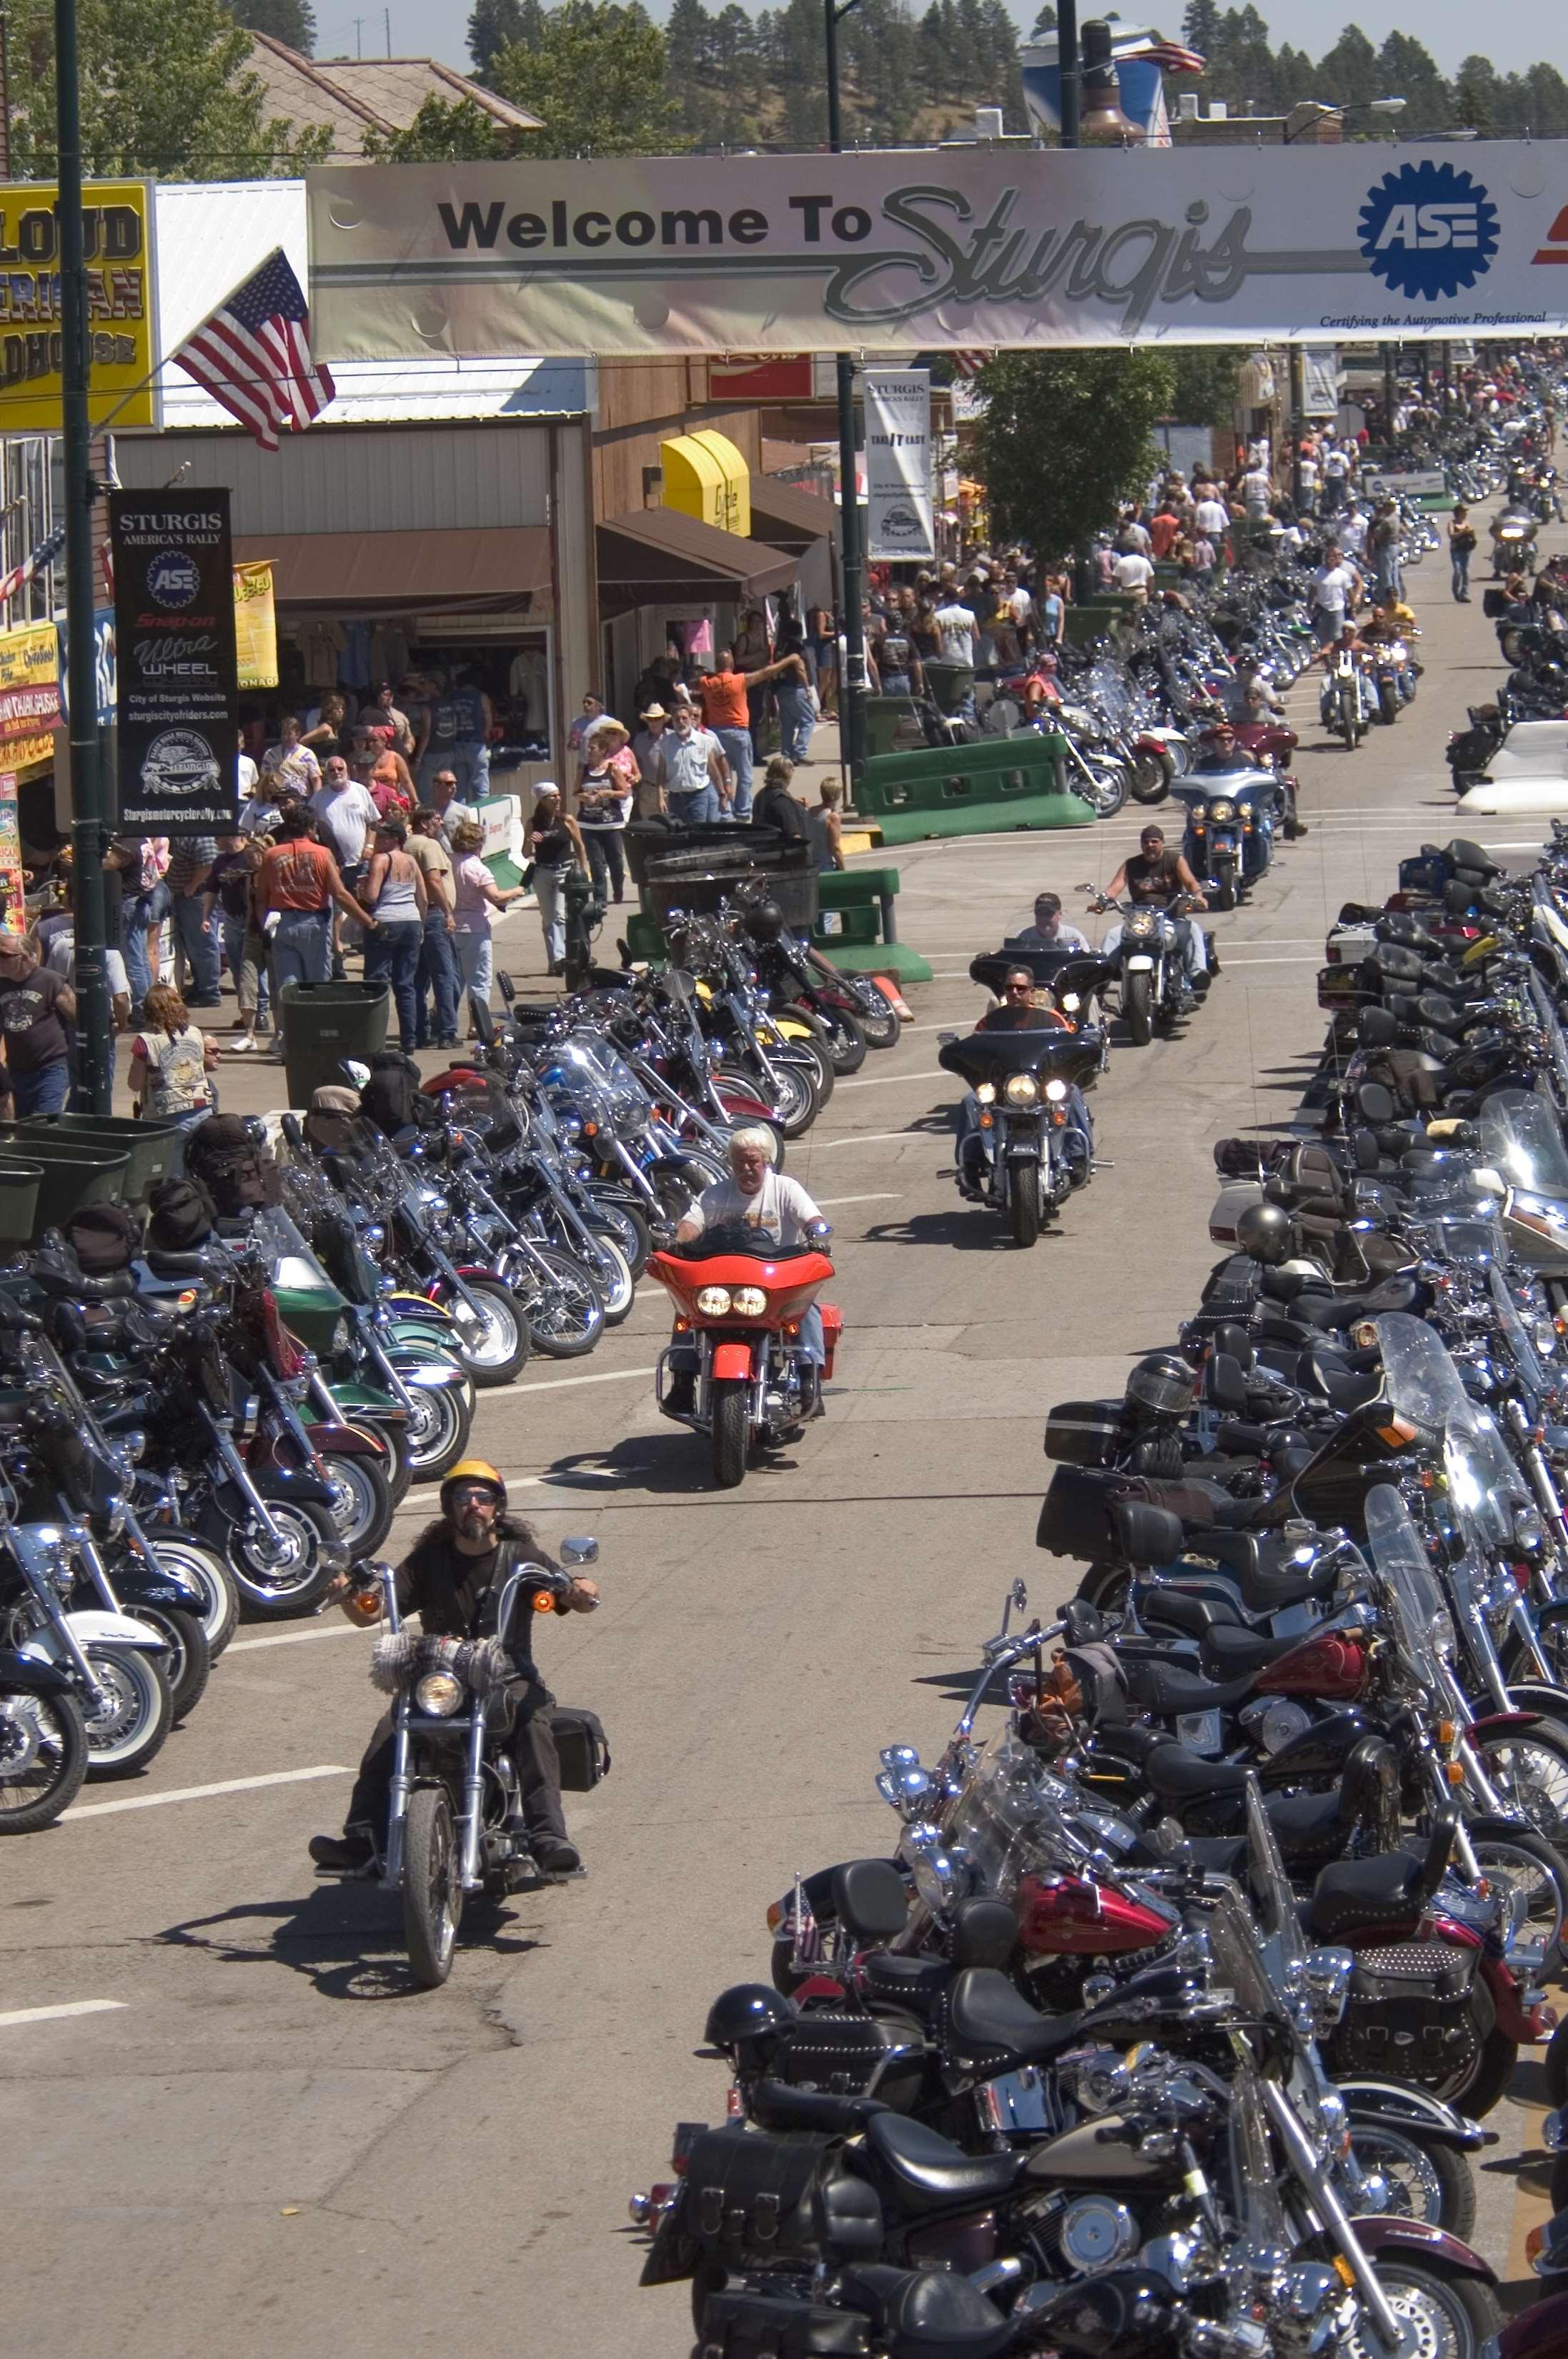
[55,0,110,1111]
[825,0,867,799]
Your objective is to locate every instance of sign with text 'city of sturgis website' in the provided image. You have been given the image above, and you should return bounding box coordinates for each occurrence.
[0,182,157,432]
[110,490,239,838]
[308,146,1568,358]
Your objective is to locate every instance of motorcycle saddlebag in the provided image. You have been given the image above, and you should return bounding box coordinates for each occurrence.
[681,2125,883,2270]
[1036,1464,1121,1561]
[549,1703,610,1792]
[819,1302,844,1380]
[1043,1400,1123,1468]
[700,2288,869,2358]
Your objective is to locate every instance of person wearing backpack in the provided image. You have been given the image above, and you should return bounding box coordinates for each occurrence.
[128,984,219,1117]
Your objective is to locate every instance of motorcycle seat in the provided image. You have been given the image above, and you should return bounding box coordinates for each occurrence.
[838,2265,1013,2359]
[833,1859,910,1947]
[1123,1658,1256,1716]
[1234,1554,1336,1614]
[144,1248,223,1280]
[1309,1849,1427,1941]
[1290,1282,1419,1330]
[1142,1741,1251,1801]
[33,1265,138,1302]
[750,2079,890,2135]
[1199,1623,1310,1680]
[1141,1588,1244,1641]
[861,2108,1021,2213]
[941,1967,1085,2075]
[856,1954,953,2014]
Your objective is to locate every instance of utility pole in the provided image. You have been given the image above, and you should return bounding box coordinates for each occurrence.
[1289,345,1304,510]
[825,0,866,798]
[55,0,111,1110]
[1057,0,1081,144]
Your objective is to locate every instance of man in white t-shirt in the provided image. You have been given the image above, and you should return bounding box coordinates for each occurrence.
[1194,493,1230,543]
[1337,505,1368,561]
[1309,544,1361,643]
[1296,450,1320,515]
[934,598,978,666]
[666,1128,829,1417]
[236,730,258,812]
[1242,463,1271,518]
[1321,441,1354,516]
[309,760,380,881]
[1118,516,1153,557]
[1113,548,1155,599]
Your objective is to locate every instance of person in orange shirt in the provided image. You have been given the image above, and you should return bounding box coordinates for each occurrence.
[696,644,793,821]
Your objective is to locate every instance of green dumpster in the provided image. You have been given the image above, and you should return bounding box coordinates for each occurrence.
[0,1162,43,1244]
[923,661,975,717]
[279,981,389,1110]
[0,1136,129,1228]
[21,1112,189,1200]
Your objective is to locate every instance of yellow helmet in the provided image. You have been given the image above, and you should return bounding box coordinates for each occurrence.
[440,1458,507,1515]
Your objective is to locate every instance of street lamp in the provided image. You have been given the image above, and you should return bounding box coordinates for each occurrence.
[824,0,868,800]
[1285,95,1407,142]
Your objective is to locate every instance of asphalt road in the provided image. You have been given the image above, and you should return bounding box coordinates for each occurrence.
[4,545,1558,2355]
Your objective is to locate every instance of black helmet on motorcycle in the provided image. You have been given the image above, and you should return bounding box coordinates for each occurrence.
[1235,1200,1294,1267]
[1124,1352,1194,1420]
[704,1982,795,2054]
[743,896,786,945]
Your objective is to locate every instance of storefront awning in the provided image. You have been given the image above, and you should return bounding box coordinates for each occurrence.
[232,528,552,611]
[661,429,751,538]
[747,476,838,555]
[595,508,798,618]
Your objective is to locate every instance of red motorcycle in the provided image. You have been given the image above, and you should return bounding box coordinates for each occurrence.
[648,1232,841,1488]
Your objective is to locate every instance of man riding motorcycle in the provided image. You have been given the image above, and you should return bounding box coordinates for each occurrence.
[308,1460,600,1879]
[664,1127,829,1418]
[1011,889,1091,953]
[953,964,1093,1194]
[1191,718,1259,773]
[1097,824,1210,1002]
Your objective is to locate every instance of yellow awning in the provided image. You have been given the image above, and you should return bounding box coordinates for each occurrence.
[662,429,751,540]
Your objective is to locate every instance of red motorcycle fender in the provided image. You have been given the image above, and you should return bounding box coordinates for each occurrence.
[1344,2215,1497,2285]
[790,1974,848,2004]
[1469,1711,1542,1736]
[711,1342,754,1383]
[313,1424,389,1463]
[1482,1949,1557,2043]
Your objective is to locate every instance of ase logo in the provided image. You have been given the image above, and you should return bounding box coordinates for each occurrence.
[1357,161,1499,300]
[144,546,201,609]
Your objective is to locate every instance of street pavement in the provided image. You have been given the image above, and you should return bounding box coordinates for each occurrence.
[3,548,1559,2355]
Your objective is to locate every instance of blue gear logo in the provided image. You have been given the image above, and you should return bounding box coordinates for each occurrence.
[1358,160,1499,300]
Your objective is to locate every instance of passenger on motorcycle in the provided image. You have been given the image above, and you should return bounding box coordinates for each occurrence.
[1098,826,1209,998]
[1011,891,1091,952]
[664,1127,828,1417]
[307,1460,599,1879]
[953,965,1093,1194]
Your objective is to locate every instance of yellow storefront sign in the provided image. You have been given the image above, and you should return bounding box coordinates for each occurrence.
[0,181,157,433]
[661,430,750,540]
[233,561,278,690]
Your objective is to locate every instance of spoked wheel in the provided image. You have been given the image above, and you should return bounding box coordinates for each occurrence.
[1085,764,1128,819]
[399,1373,474,1483]
[855,988,901,1052]
[773,1011,837,1109]
[440,1276,530,1388]
[1131,751,1171,804]
[742,1059,817,1141]
[1344,2262,1502,2359]
[1462,1815,1568,1977]
[134,1606,211,1723]
[513,1247,606,1360]
[0,1688,88,1831]
[587,1196,651,1280]
[1472,1722,1568,1850]
[710,1379,750,1490]
[81,1643,174,1780]
[580,1230,635,1325]
[803,1004,867,1077]
[147,1535,239,1658]
[227,1498,342,1619]
[319,1443,396,1557]
[403,1785,462,1989]
[1348,2122,1476,2237]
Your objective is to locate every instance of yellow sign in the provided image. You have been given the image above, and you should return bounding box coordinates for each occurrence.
[0,618,59,748]
[0,181,157,433]
[234,560,278,689]
[661,430,751,540]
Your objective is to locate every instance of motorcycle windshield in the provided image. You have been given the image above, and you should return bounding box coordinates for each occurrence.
[245,1205,337,1296]
[1242,1776,1309,1987]
[1480,1090,1568,1202]
[1444,1401,1529,1549]
[938,1028,1096,1089]
[1488,1260,1549,1395]
[1374,1311,1472,1435]
[1364,1481,1455,1690]
[1229,2062,1291,2267]
[939,1731,1083,1898]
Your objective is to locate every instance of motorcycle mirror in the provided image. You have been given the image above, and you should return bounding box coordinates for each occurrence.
[938,1030,959,1046]
[560,1534,599,1567]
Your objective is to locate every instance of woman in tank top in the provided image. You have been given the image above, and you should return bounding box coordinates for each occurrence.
[362,817,428,1053]
[128,982,219,1117]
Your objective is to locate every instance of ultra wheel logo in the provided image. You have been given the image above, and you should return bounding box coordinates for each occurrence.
[1357,161,1499,300]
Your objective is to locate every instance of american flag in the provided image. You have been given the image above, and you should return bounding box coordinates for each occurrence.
[951,352,993,378]
[0,523,64,605]
[171,249,335,452]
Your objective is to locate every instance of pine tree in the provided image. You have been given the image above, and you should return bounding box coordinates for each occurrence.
[230,0,317,53]
[1314,24,1379,110]
[1181,0,1221,60]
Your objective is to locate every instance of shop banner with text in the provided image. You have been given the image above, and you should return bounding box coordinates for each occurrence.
[0,620,60,751]
[233,560,278,689]
[0,181,157,430]
[864,370,933,563]
[309,146,1568,357]
[1301,345,1340,417]
[110,489,239,836]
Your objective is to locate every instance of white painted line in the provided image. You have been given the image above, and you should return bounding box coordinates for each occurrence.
[0,1999,128,2029]
[515,1364,659,1394]
[813,1130,935,1149]
[835,1069,947,1089]
[1221,955,1322,966]
[815,1192,900,1207]
[66,1765,352,1820]
[227,1623,362,1654]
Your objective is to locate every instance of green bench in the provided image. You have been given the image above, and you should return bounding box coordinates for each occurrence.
[814,868,931,983]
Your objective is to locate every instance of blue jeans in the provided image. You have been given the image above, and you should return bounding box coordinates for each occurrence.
[172,894,221,1000]
[123,881,170,1010]
[364,918,422,1052]
[714,726,754,821]
[11,1059,70,1116]
[416,910,460,1044]
[455,926,494,1012]
[417,746,488,802]
[1452,548,1470,598]
[532,867,568,966]
[270,909,332,993]
[775,683,816,763]
[668,786,720,826]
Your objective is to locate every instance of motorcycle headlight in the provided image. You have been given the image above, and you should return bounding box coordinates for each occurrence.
[1003,1073,1039,1104]
[695,1285,733,1317]
[1060,991,1081,1013]
[1043,1079,1068,1102]
[975,1082,996,1104]
[414,1669,465,1716]
[1128,910,1156,936]
[555,1112,582,1142]
[1207,799,1236,823]
[730,1286,768,1317]
[1515,1510,1545,1554]
[331,1317,353,1355]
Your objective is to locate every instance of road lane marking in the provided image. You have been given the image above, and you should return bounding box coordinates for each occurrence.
[815,1193,900,1206]
[515,1364,659,1393]
[66,1765,352,1819]
[812,1130,941,1149]
[0,1999,128,2027]
[228,1625,363,1654]
[834,1069,947,1089]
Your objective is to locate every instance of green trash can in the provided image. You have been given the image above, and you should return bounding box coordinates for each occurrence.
[923,661,975,717]
[279,981,389,1110]
[0,1161,43,1244]
[0,1137,129,1227]
[21,1112,189,1201]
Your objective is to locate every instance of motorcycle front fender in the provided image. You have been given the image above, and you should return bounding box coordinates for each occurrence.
[23,1608,169,1656]
[0,1646,79,1696]
[710,1340,755,1383]
[1339,2215,1497,2286]
[312,1423,392,1463]
[212,1468,336,1515]
[1340,2082,1488,2151]
[392,1357,470,1391]
[104,1563,204,1611]
[1125,954,1156,972]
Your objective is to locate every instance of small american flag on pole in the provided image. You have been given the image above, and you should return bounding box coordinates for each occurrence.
[171,249,335,452]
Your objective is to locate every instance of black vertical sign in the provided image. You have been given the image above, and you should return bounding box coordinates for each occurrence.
[110,488,238,836]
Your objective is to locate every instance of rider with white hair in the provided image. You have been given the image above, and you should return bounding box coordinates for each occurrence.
[664,1127,829,1416]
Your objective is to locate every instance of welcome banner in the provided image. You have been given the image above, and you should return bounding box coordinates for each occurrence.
[309,144,1568,358]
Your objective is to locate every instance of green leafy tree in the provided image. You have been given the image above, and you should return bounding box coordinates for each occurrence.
[1030,2,1056,29]
[229,0,316,52]
[362,93,517,158]
[8,0,330,177]
[1452,53,1498,132]
[1314,24,1379,109]
[972,350,1176,560]
[492,0,686,156]
[1166,347,1244,430]
[1518,62,1568,136]
[1181,0,1220,58]
[1374,32,1450,132]
[468,0,542,79]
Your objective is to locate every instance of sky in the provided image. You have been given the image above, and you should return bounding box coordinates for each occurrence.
[322,0,1564,87]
